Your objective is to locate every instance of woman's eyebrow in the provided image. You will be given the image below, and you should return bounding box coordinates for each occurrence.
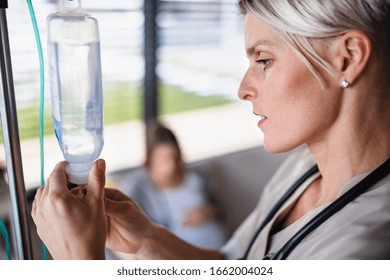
[246,39,277,57]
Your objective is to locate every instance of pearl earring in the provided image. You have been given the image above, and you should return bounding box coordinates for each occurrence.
[340,80,350,89]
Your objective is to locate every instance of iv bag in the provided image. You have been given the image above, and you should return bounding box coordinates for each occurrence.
[47,0,104,185]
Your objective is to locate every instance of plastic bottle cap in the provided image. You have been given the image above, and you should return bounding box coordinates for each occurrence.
[59,0,83,13]
[66,161,93,185]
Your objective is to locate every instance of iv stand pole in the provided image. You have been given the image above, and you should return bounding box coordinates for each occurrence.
[0,0,33,260]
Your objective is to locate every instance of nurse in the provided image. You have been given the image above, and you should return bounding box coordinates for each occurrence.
[32,0,390,259]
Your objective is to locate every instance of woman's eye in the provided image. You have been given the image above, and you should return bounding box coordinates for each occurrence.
[255,59,272,70]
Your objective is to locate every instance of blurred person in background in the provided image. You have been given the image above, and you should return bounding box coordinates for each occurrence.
[121,121,228,249]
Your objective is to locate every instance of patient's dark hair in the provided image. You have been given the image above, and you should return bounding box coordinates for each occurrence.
[145,121,184,174]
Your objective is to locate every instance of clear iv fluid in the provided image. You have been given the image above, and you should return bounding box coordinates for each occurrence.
[48,7,104,185]
[50,41,103,163]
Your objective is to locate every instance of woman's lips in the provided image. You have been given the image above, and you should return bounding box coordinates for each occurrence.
[258,115,268,127]
[254,113,268,127]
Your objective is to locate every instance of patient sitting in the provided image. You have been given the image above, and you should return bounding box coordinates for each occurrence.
[122,122,228,249]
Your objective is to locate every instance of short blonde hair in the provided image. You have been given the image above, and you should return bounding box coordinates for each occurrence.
[238,0,390,86]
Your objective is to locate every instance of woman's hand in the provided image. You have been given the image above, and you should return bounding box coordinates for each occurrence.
[104,189,224,260]
[31,159,107,259]
[104,188,156,256]
[182,204,219,226]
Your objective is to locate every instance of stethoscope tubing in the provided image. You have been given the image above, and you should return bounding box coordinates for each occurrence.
[242,157,390,260]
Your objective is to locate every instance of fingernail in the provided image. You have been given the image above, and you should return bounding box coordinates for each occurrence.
[96,159,106,173]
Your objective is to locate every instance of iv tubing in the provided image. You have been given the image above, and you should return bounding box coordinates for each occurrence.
[0,216,11,259]
[26,0,48,260]
[26,0,44,187]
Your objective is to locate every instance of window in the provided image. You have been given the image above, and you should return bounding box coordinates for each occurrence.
[2,0,261,190]
[156,0,261,162]
[1,0,264,260]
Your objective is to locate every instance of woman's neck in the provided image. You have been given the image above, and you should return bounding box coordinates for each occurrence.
[307,91,390,201]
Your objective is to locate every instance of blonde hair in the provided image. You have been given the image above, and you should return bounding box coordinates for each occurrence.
[238,0,390,86]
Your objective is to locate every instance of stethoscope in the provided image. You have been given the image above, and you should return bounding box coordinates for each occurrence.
[241,157,390,260]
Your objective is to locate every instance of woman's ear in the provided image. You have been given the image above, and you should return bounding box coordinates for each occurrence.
[335,30,372,85]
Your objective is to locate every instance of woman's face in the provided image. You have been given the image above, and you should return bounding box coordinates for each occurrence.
[149,143,179,179]
[239,13,342,153]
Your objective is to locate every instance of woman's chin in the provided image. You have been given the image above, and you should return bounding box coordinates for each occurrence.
[263,138,300,154]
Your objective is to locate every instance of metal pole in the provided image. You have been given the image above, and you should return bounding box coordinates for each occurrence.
[144,0,159,126]
[0,2,33,260]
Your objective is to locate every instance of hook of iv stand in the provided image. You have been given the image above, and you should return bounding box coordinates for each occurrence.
[59,0,82,13]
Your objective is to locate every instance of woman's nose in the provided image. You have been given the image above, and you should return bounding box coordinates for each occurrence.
[238,69,257,101]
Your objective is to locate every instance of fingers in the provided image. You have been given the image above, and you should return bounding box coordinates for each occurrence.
[104,189,136,218]
[86,159,106,203]
[46,161,68,195]
[31,186,44,219]
[104,188,130,202]
[104,198,129,218]
[35,186,44,203]
[33,159,107,215]
[34,159,106,206]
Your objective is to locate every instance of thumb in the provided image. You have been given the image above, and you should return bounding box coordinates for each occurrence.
[86,159,106,202]
[105,197,131,219]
